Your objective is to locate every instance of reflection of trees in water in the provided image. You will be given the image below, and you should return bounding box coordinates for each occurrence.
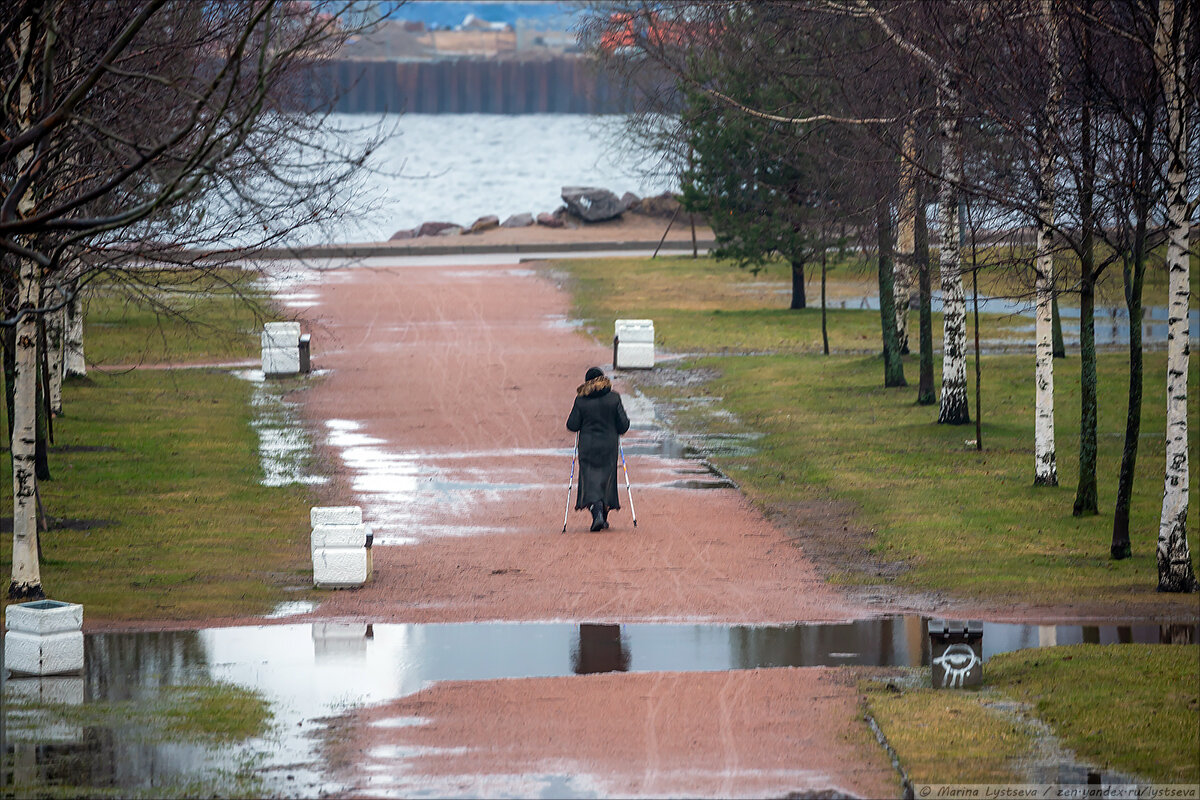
[572,624,630,674]
[85,631,208,702]
[729,618,921,669]
[4,631,225,792]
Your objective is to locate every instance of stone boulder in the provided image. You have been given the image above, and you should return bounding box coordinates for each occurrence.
[536,211,565,228]
[467,215,500,234]
[436,225,464,236]
[633,192,681,218]
[561,186,624,222]
[417,221,460,237]
[389,229,415,241]
[501,212,534,228]
[620,192,641,211]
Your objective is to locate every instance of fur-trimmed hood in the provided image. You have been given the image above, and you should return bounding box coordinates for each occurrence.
[576,375,612,397]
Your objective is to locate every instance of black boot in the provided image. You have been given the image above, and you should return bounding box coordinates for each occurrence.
[590,502,605,532]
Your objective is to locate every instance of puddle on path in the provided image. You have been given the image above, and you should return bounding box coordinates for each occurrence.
[235,369,327,489]
[3,618,1193,796]
[821,293,1198,346]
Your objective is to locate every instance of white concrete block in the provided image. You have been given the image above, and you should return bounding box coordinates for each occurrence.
[615,319,655,343]
[311,523,371,549]
[311,506,363,526]
[262,344,300,376]
[312,547,370,588]
[5,630,84,676]
[6,600,83,635]
[263,321,302,344]
[616,341,655,369]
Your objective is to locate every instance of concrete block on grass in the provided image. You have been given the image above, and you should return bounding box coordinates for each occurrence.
[614,319,655,369]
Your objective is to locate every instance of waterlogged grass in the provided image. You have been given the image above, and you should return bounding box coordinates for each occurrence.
[552,254,1199,612]
[864,675,1035,784]
[1,268,314,621]
[6,681,272,797]
[83,269,277,365]
[9,681,273,742]
[669,350,1197,611]
[865,645,1199,785]
[1,368,314,620]
[988,644,1200,783]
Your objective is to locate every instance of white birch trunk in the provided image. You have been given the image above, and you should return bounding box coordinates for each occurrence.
[1155,0,1197,592]
[46,300,64,417]
[1034,0,1060,487]
[937,60,970,424]
[9,17,42,598]
[64,287,85,378]
[894,121,917,354]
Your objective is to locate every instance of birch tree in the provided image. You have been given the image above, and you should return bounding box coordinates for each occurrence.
[2,0,385,599]
[1153,0,1198,592]
[1033,0,1062,487]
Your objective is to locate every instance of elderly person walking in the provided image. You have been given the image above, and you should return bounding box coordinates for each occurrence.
[566,367,630,531]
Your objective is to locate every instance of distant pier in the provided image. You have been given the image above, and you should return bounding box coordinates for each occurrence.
[307,57,642,114]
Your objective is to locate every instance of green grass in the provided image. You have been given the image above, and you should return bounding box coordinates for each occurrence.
[988,644,1200,783]
[82,269,277,365]
[2,271,315,621]
[865,645,1199,785]
[551,254,1199,612]
[864,675,1035,784]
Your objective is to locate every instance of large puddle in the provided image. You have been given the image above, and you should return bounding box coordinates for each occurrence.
[3,618,1194,796]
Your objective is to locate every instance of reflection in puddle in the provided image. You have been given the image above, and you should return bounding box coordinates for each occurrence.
[4,618,1193,796]
[235,369,327,488]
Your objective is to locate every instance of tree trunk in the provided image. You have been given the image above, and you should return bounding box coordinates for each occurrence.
[1033,218,1058,486]
[3,325,15,449]
[35,330,51,482]
[64,283,85,378]
[916,190,934,405]
[1073,36,1098,518]
[821,242,829,356]
[1111,106,1156,560]
[1051,295,1066,358]
[1034,0,1060,487]
[936,61,969,424]
[1154,0,1198,592]
[45,302,64,416]
[10,256,44,600]
[877,199,906,388]
[894,122,918,356]
[789,258,807,310]
[8,16,44,600]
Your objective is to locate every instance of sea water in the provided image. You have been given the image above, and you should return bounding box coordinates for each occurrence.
[318,112,675,244]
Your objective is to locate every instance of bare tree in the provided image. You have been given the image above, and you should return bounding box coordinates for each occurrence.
[1,0,386,599]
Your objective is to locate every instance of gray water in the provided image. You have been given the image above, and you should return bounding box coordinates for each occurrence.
[824,292,1200,345]
[3,618,1194,797]
[329,113,674,243]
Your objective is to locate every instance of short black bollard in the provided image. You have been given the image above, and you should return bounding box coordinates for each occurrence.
[299,334,311,374]
[928,620,984,689]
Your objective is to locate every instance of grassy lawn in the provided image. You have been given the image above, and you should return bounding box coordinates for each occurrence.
[82,269,275,366]
[551,253,1199,613]
[1,269,314,621]
[865,644,1199,784]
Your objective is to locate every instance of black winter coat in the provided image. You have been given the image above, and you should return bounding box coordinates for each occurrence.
[566,376,630,512]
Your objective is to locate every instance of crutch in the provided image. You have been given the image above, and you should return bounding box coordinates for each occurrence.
[619,442,638,528]
[562,437,578,533]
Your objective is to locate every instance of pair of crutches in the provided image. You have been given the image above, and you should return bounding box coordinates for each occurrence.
[561,436,637,532]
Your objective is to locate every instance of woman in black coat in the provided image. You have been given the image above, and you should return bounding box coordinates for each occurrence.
[566,367,630,531]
